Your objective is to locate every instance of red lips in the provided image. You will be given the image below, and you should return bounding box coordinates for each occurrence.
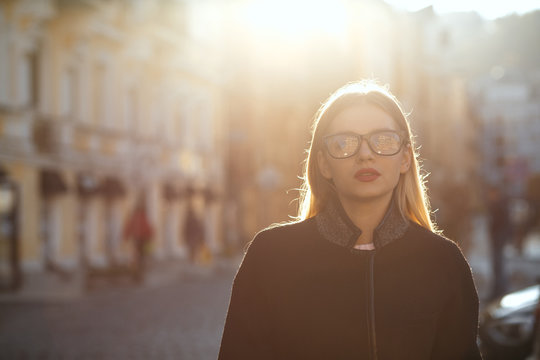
[354,168,380,182]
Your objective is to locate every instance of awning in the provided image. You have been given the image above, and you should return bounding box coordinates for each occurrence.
[162,183,181,201]
[185,186,195,198]
[100,177,126,199]
[203,188,219,204]
[40,169,68,197]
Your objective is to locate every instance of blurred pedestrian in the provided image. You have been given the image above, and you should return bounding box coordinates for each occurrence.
[183,203,206,264]
[511,197,531,255]
[486,185,511,300]
[219,80,482,359]
[515,175,540,254]
[123,195,154,282]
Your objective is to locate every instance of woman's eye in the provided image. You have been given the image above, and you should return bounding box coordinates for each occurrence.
[372,134,400,150]
[337,137,354,150]
[339,138,350,149]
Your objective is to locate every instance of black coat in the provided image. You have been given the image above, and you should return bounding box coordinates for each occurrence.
[219,198,482,360]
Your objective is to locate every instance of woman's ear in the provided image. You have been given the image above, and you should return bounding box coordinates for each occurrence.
[400,144,412,174]
[317,150,333,179]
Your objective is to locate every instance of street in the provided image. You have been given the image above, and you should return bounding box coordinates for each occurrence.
[0,216,539,360]
[0,265,236,360]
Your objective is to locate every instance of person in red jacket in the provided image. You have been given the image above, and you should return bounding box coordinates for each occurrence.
[219,80,482,359]
[123,195,154,282]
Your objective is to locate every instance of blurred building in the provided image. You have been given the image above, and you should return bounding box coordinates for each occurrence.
[0,0,225,275]
[471,70,540,195]
[403,9,482,244]
[220,0,356,243]
[219,1,482,245]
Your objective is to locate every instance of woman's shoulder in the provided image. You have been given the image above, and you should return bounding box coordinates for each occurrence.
[247,217,318,252]
[406,223,478,299]
[406,222,468,263]
[262,216,318,235]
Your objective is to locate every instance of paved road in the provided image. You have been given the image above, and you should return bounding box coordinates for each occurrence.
[0,267,236,360]
[1,216,539,360]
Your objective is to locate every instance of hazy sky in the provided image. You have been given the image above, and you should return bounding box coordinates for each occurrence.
[383,0,540,19]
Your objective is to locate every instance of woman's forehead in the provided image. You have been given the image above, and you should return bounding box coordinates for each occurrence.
[326,103,398,134]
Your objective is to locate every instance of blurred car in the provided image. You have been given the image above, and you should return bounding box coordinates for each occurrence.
[526,296,540,360]
[479,284,540,360]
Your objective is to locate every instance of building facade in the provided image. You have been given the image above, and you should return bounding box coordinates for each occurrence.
[0,0,225,277]
[471,71,540,195]
[220,1,482,245]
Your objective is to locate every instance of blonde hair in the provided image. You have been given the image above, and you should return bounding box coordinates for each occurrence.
[297,80,437,232]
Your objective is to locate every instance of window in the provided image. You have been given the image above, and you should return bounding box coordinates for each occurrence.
[93,63,106,125]
[29,51,40,107]
[60,66,78,118]
[14,49,40,109]
[123,87,138,132]
[17,54,31,107]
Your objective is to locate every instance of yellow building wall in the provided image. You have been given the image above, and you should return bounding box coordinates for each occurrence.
[149,182,164,259]
[4,162,41,270]
[59,170,78,267]
[87,199,105,266]
[1,0,227,274]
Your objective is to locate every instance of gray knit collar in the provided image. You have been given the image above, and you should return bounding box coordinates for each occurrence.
[315,195,409,252]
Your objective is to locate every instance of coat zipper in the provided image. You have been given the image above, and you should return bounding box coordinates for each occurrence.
[366,251,378,360]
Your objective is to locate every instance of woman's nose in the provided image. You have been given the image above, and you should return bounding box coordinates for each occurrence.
[356,138,374,162]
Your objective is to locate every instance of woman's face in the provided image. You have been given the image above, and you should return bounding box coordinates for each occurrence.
[317,103,411,205]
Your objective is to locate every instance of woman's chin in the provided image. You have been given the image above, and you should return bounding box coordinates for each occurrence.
[339,189,393,204]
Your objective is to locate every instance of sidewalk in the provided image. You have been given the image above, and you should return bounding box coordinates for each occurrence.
[0,255,242,304]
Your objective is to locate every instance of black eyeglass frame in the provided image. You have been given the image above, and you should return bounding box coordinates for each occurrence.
[322,130,408,159]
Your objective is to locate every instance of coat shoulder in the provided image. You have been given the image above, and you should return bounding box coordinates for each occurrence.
[248,217,318,251]
[406,222,468,263]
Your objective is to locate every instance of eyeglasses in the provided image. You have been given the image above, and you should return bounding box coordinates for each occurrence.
[323,130,407,158]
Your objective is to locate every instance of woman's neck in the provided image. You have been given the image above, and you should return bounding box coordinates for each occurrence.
[338,192,393,245]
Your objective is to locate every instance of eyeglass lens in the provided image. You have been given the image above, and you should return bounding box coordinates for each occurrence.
[325,131,402,158]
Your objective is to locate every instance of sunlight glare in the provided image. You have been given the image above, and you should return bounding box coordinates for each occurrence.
[241,0,347,39]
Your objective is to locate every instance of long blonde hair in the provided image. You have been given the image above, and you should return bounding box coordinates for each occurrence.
[297,80,436,232]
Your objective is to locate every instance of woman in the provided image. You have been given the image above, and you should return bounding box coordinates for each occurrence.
[219,81,482,359]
